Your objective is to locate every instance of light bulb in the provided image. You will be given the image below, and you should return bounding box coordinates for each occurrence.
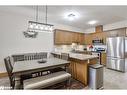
[45,26,48,30]
[40,26,44,30]
[29,23,34,29]
[49,27,53,31]
[35,25,39,29]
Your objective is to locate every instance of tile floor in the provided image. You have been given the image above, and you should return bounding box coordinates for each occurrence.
[1,67,127,90]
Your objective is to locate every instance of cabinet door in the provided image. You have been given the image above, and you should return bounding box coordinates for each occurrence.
[76,62,87,85]
[63,31,70,44]
[54,30,72,44]
[54,30,63,44]
[54,29,85,45]
[108,28,126,37]
[101,53,107,65]
[68,61,77,79]
[78,33,85,44]
[84,34,92,45]
[71,32,76,43]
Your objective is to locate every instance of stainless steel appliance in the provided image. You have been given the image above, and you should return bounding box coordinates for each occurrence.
[92,39,103,45]
[106,37,127,72]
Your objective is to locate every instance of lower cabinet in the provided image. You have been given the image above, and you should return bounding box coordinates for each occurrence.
[69,58,97,86]
[75,62,87,85]
[101,53,106,65]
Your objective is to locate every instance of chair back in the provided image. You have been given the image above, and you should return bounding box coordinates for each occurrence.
[61,53,69,60]
[12,52,48,62]
[24,52,48,60]
[24,53,35,60]
[38,52,47,59]
[4,56,14,89]
[10,56,15,67]
[12,54,24,62]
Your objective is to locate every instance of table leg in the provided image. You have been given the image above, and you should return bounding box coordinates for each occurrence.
[14,76,21,89]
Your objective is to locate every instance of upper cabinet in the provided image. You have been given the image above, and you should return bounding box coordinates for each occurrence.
[54,29,85,45]
[84,28,126,45]
[106,28,126,37]
[84,34,92,45]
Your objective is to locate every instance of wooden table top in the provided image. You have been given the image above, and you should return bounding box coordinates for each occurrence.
[12,58,70,75]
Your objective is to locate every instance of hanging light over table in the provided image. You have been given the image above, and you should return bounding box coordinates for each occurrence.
[23,5,54,38]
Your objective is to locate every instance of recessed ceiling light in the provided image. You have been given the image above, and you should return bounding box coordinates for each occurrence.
[88,20,97,25]
[64,12,79,21]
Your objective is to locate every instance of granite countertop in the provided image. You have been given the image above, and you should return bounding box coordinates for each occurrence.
[51,51,98,61]
[69,53,98,60]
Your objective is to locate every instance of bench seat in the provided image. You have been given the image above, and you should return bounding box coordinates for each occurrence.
[23,71,71,89]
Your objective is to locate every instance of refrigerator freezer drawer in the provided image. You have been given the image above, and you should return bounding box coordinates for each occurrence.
[106,57,125,72]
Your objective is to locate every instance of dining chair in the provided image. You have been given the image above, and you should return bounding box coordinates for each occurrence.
[61,53,70,73]
[12,52,49,77]
[9,56,15,67]
[4,56,33,89]
[24,53,35,60]
[37,52,47,59]
[50,53,69,73]
[12,55,24,62]
[4,56,15,89]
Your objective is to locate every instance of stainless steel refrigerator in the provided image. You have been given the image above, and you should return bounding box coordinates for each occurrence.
[106,37,127,72]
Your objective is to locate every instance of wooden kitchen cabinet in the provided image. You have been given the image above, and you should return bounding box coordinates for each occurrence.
[106,28,126,37]
[84,34,93,45]
[54,30,64,44]
[79,33,85,44]
[54,29,85,45]
[75,62,87,84]
[84,28,127,45]
[101,52,107,65]
[69,58,97,85]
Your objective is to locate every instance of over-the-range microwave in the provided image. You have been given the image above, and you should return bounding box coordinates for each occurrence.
[92,39,103,45]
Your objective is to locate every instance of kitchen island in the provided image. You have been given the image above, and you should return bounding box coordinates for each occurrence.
[51,52,98,86]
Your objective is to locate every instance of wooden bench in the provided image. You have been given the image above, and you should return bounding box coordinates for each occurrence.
[23,71,71,89]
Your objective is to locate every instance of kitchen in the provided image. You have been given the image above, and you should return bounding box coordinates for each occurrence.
[1,6,127,90]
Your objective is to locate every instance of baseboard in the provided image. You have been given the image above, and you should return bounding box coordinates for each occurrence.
[0,72,8,78]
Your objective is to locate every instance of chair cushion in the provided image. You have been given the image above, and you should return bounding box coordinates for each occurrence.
[23,71,71,89]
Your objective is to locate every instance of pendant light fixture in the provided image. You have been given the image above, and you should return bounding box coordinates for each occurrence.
[29,5,53,32]
[23,6,39,38]
[23,5,53,38]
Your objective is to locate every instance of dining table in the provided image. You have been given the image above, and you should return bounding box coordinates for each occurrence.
[12,58,70,89]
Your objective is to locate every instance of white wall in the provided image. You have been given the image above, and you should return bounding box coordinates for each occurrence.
[0,11,84,73]
[84,20,127,33]
[103,20,127,31]
[0,11,54,73]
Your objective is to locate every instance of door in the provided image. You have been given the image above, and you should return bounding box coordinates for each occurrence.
[107,37,124,58]
[107,57,125,72]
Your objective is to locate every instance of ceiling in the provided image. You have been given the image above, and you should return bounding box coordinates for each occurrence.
[0,6,127,30]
